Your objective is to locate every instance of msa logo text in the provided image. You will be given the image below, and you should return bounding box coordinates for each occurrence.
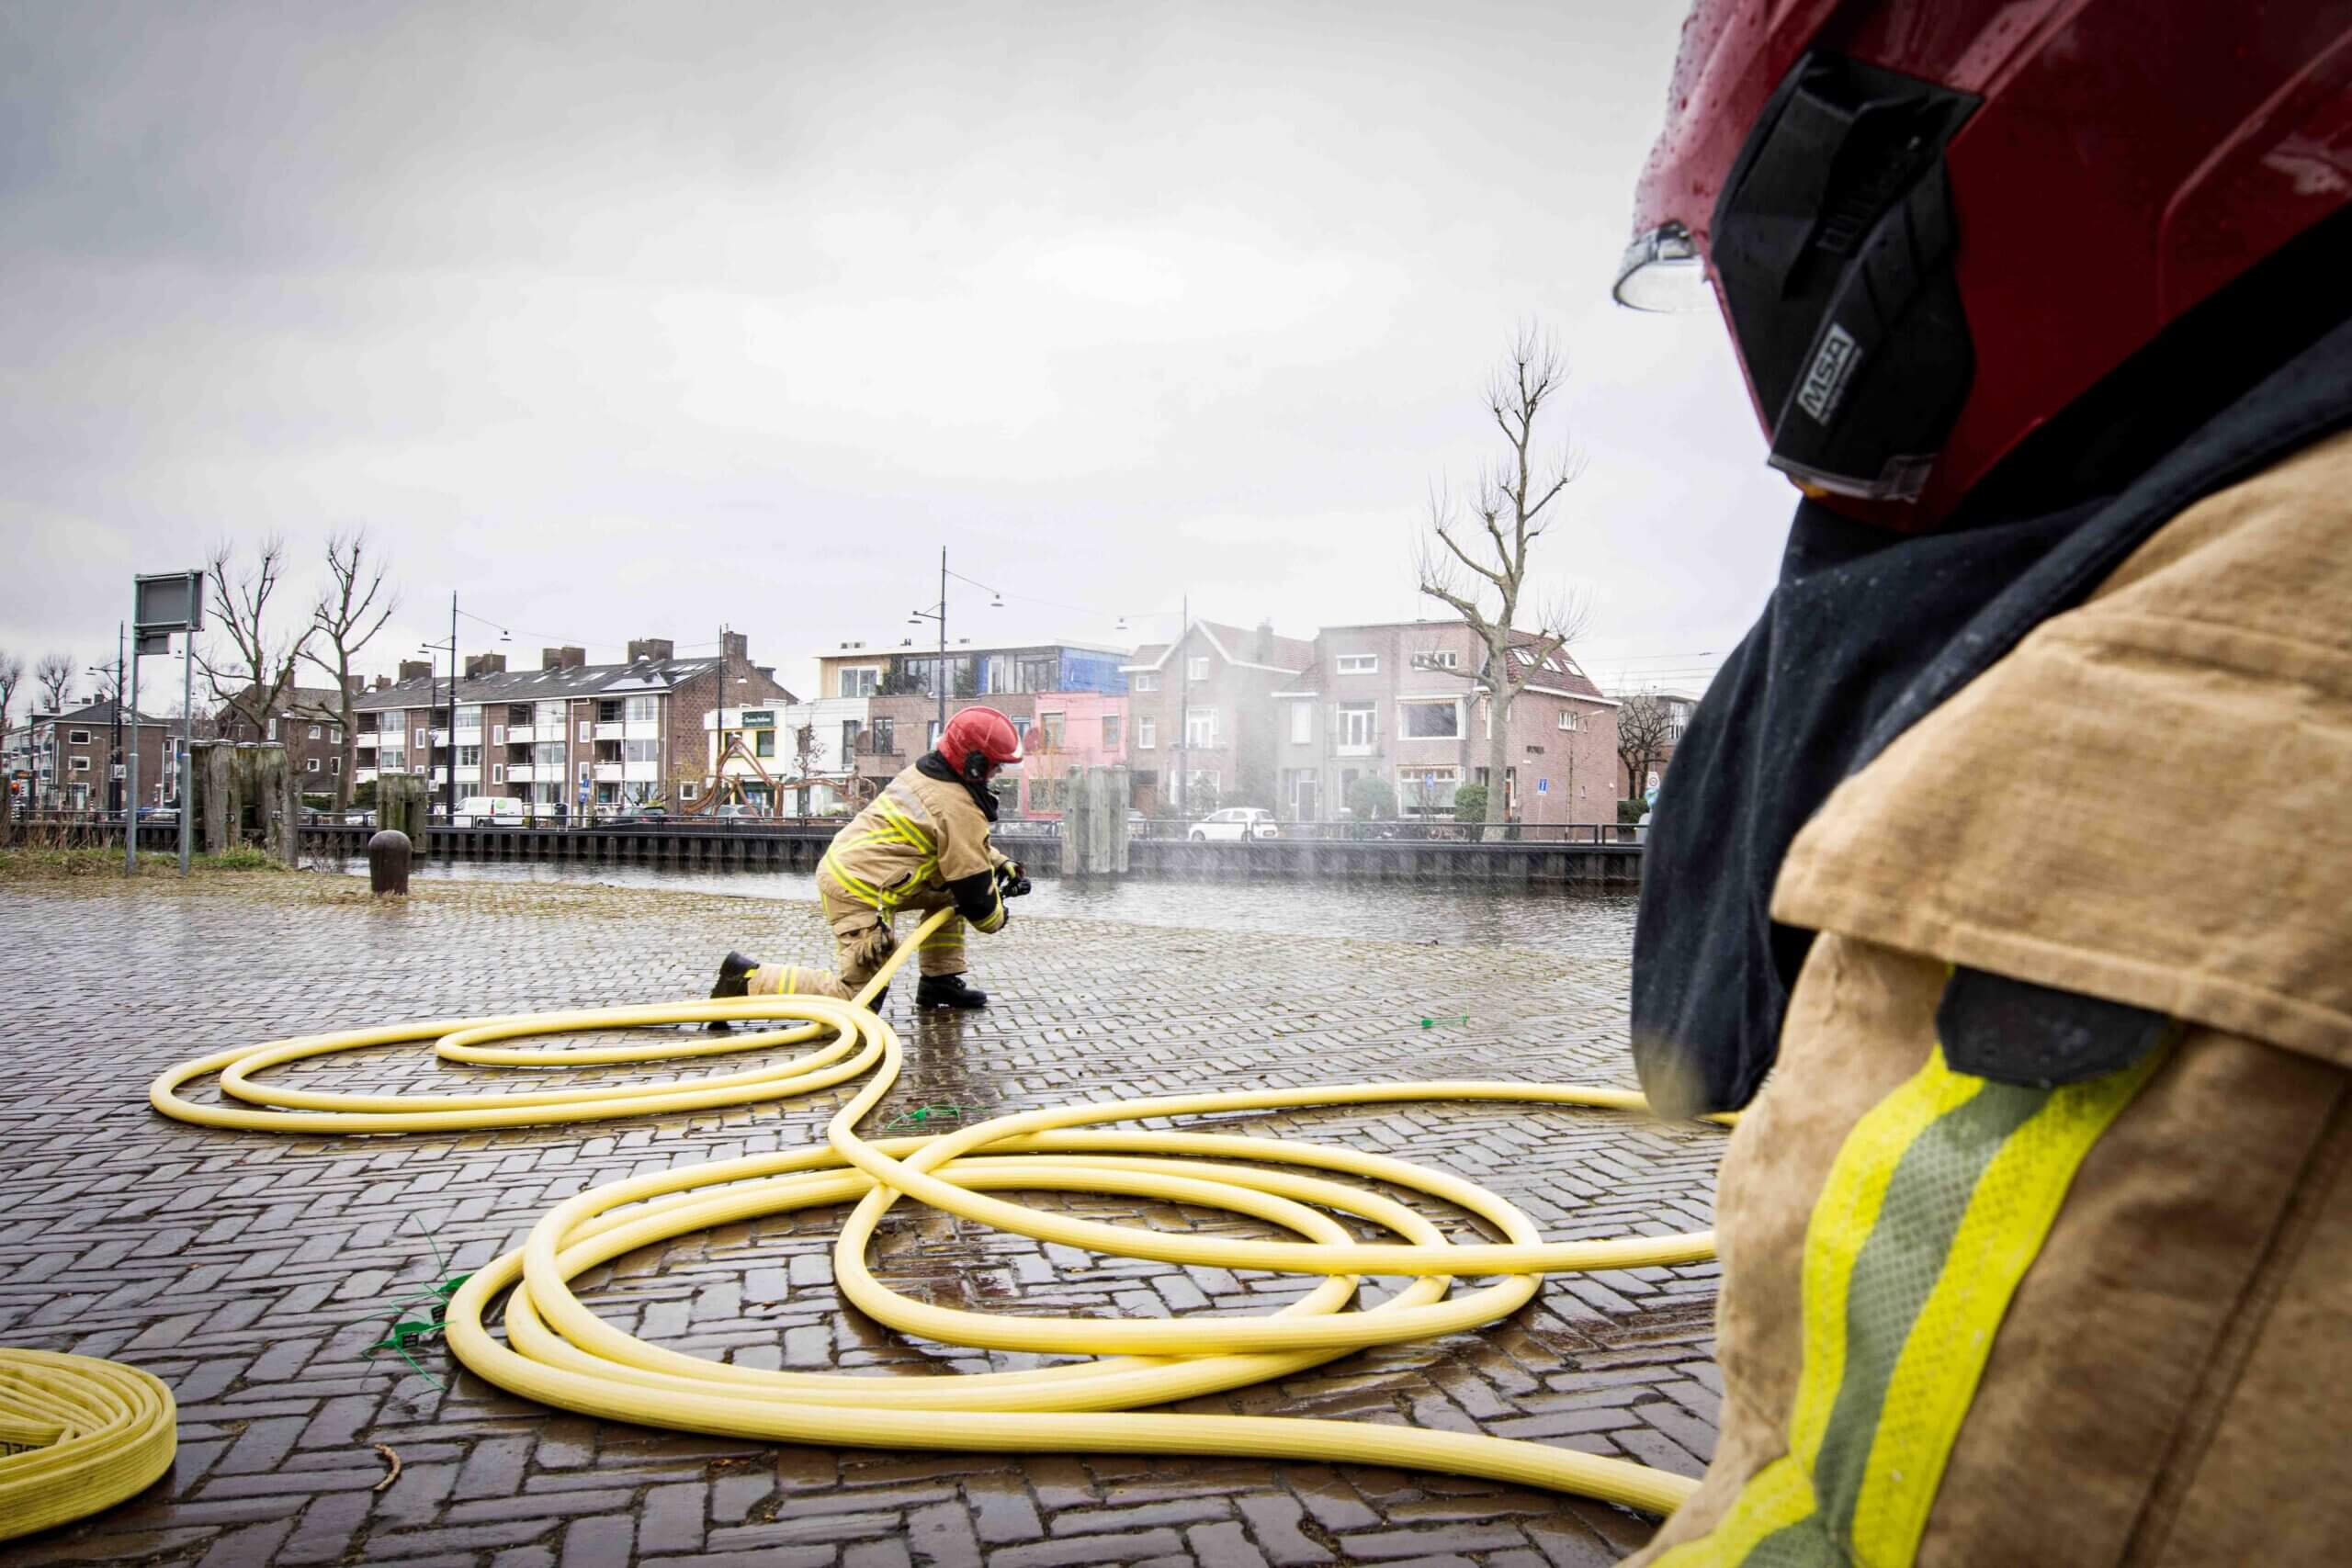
[1797,323,1860,425]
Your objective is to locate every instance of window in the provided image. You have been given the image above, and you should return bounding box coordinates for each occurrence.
[1102,715,1121,750]
[1558,710,1583,732]
[331,757,342,773]
[623,695,658,724]
[1185,708,1217,748]
[1289,704,1311,744]
[623,739,661,763]
[537,702,566,728]
[1400,699,1460,739]
[307,725,322,739]
[457,706,481,733]
[70,756,90,772]
[68,730,89,744]
[266,717,278,740]
[842,720,862,758]
[378,748,407,772]
[1187,657,1210,681]
[305,758,321,773]
[492,764,504,784]
[1137,716,1157,750]
[1011,716,1031,745]
[578,721,594,742]
[872,717,895,754]
[753,730,775,757]
[839,667,880,698]
[1339,703,1375,750]
[491,724,505,745]
[329,727,342,742]
[1336,654,1379,675]
[1397,764,1461,812]
[1132,671,1159,693]
[458,745,482,767]
[1039,711,1065,750]
[414,728,428,750]
[1414,649,1459,670]
[680,781,700,801]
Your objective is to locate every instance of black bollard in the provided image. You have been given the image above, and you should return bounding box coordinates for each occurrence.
[368,829,413,897]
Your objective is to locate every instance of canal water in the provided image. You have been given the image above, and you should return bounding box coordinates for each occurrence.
[337,860,1639,958]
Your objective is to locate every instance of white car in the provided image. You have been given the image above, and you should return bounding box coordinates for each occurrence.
[454,795,528,827]
[1189,807,1279,842]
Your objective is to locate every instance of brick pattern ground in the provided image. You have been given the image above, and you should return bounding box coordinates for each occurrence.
[0,874,1724,1567]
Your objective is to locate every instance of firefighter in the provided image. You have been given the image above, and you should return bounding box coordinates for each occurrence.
[712,705,1031,1012]
[1614,5,2352,1563]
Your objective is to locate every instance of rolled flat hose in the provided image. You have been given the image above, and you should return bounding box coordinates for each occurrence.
[153,908,1725,1517]
[0,1348,177,1544]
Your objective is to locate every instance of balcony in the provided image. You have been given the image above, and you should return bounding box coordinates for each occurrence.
[505,765,537,784]
[594,722,625,741]
[592,763,624,782]
[622,720,659,741]
[506,724,537,744]
[622,761,661,783]
[355,731,379,750]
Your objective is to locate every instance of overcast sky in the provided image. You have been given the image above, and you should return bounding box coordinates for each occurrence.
[1,0,1791,715]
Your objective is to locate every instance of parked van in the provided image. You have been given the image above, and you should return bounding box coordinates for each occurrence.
[454,795,527,827]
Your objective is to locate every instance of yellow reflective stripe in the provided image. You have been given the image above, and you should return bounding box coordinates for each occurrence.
[1847,1047,2163,1562]
[821,849,888,908]
[1787,1052,1984,1468]
[1648,1456,1815,1568]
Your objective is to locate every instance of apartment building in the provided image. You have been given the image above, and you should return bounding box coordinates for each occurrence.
[1116,621,1316,814]
[812,637,1132,809]
[1262,622,1623,824]
[352,634,794,815]
[4,700,178,811]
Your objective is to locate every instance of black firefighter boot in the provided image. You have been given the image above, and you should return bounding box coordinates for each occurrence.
[915,973,989,1010]
[707,951,758,1031]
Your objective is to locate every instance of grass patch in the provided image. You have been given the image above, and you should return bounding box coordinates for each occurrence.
[0,846,290,880]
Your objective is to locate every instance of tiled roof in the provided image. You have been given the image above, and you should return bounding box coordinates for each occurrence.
[352,659,740,713]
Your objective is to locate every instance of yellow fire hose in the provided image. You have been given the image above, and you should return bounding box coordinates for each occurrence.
[123,906,1724,1534]
[0,1349,177,1544]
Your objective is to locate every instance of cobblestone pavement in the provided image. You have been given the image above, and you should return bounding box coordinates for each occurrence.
[0,874,1724,1568]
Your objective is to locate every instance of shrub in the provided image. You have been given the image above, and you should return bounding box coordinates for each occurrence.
[1345,774,1396,821]
[1452,783,1489,823]
[1618,795,1648,824]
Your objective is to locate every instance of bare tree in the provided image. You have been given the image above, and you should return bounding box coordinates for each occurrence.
[302,528,400,809]
[197,537,313,744]
[1414,325,1594,837]
[0,651,24,729]
[1615,689,1675,807]
[35,652,74,713]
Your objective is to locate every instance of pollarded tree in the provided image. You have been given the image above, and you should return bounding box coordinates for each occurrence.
[35,651,74,712]
[1615,689,1676,807]
[1415,326,1594,839]
[198,537,313,743]
[303,529,400,809]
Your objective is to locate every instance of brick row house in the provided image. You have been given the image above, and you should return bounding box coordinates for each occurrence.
[209,683,359,796]
[4,700,178,812]
[351,635,794,817]
[1270,622,1623,826]
[1120,621,1317,816]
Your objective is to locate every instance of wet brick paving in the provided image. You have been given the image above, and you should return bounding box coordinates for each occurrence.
[0,874,1724,1567]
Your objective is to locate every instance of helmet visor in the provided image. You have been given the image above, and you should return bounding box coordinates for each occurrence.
[1612,222,1711,311]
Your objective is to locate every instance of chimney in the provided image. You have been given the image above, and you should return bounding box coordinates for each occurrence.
[373,675,391,691]
[1256,619,1275,663]
[542,646,586,671]
[720,630,749,666]
[628,637,675,664]
[464,651,508,678]
[399,660,432,682]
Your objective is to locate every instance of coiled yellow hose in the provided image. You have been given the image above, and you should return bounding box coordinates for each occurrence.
[152,908,1725,1519]
[0,1348,177,1544]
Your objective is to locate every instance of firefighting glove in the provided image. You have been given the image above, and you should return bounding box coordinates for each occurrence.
[996,862,1032,898]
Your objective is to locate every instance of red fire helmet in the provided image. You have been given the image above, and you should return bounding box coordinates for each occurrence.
[938,705,1023,783]
[1618,1,2352,527]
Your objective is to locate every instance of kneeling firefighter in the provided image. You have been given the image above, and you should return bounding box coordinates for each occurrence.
[712,706,1032,1010]
[1615,3,2352,1563]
